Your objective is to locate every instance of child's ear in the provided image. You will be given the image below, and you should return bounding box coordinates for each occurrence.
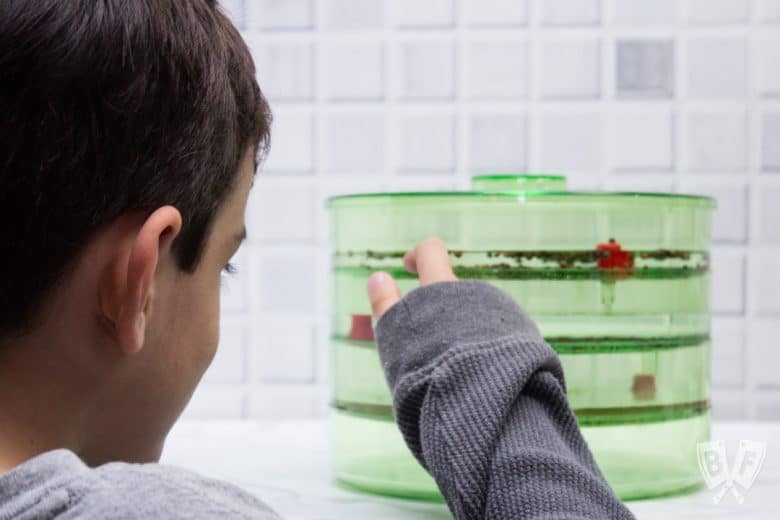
[100,206,182,355]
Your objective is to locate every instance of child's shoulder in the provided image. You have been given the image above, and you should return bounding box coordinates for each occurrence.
[0,449,278,519]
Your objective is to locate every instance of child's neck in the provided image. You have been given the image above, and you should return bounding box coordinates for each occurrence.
[0,336,90,473]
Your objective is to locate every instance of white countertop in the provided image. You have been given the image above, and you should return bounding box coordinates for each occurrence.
[161,420,780,519]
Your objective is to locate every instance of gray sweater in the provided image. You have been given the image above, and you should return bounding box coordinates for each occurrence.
[0,280,634,519]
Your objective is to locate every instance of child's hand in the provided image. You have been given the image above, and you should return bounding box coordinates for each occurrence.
[366,237,458,320]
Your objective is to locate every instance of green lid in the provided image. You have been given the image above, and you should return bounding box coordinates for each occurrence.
[326,173,715,208]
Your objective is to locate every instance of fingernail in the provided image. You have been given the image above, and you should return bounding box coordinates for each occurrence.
[368,272,389,293]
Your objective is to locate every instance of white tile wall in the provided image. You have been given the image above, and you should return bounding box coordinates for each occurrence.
[687,0,749,25]
[542,0,600,26]
[245,0,313,30]
[685,110,748,172]
[615,40,675,98]
[614,0,676,25]
[469,112,527,172]
[541,111,602,173]
[398,112,456,173]
[757,184,780,242]
[759,0,780,23]
[186,0,780,421]
[395,0,453,28]
[251,41,314,101]
[540,39,601,99]
[465,40,528,99]
[321,41,384,99]
[763,112,780,171]
[396,40,455,100]
[754,250,780,315]
[322,112,384,173]
[612,107,674,171]
[323,0,384,30]
[757,35,780,96]
[686,37,748,98]
[463,0,527,27]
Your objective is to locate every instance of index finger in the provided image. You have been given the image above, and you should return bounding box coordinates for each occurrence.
[404,237,458,285]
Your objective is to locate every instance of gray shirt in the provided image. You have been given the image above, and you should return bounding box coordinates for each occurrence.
[0,279,634,519]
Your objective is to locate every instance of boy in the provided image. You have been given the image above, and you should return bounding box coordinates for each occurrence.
[0,1,632,518]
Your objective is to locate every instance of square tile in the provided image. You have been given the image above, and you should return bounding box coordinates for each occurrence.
[613,109,673,171]
[711,318,745,387]
[398,113,455,173]
[710,248,745,315]
[758,37,780,96]
[762,112,780,171]
[758,184,780,242]
[202,318,247,384]
[755,251,780,314]
[758,0,780,23]
[255,319,316,382]
[541,40,600,99]
[615,0,676,25]
[252,42,314,101]
[258,252,317,313]
[321,41,384,100]
[324,113,385,174]
[248,180,316,242]
[245,0,313,30]
[542,0,600,26]
[677,182,747,243]
[463,0,527,26]
[466,40,528,99]
[756,393,780,418]
[261,111,314,173]
[750,320,780,389]
[395,0,454,27]
[687,0,748,25]
[469,113,527,172]
[398,41,455,100]
[323,0,384,30]
[616,40,674,98]
[686,111,748,172]
[541,112,601,172]
[687,38,748,98]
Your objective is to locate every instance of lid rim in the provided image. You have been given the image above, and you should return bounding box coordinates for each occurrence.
[326,190,716,207]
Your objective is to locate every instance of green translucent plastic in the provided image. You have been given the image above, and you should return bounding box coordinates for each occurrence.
[472,173,567,191]
[327,175,715,501]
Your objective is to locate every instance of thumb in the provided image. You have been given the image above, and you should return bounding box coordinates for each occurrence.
[367,271,402,320]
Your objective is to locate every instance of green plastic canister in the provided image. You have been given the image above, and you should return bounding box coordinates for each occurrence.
[327,175,715,500]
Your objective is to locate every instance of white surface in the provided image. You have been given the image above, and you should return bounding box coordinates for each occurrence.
[161,420,780,519]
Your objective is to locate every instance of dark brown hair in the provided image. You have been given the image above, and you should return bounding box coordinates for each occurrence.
[0,0,272,337]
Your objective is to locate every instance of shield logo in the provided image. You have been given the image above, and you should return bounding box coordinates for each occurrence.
[697,440,729,489]
[732,440,767,490]
[697,439,768,504]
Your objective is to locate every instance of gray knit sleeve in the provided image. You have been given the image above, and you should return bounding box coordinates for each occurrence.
[373,280,635,520]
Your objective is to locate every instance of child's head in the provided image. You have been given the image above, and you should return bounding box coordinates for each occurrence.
[0,0,271,464]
